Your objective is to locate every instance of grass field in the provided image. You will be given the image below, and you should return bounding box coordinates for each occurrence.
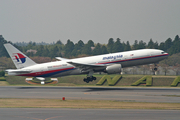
[3,74,180,87]
[0,81,9,86]
[5,76,28,85]
[0,98,179,109]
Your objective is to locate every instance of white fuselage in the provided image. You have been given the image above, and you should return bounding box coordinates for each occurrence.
[8,49,168,77]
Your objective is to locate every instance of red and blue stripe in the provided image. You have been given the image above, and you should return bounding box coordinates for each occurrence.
[18,67,75,77]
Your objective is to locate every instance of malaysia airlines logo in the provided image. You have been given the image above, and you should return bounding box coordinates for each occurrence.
[12,53,26,63]
[103,54,123,60]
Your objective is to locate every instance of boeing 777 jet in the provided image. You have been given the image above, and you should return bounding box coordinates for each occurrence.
[4,43,168,83]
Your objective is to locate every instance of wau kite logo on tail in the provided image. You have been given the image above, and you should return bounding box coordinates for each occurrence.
[12,53,26,63]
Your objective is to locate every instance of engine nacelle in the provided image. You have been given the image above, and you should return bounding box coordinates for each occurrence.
[105,64,121,74]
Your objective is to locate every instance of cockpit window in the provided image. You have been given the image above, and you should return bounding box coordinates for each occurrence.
[161,52,165,54]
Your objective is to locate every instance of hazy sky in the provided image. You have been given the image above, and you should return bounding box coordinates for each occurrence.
[0,0,180,44]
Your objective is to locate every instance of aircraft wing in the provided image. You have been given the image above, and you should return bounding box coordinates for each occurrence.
[67,61,106,71]
[55,57,69,61]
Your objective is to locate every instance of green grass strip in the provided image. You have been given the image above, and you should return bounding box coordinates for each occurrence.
[108,75,122,86]
[96,75,122,86]
[96,75,111,85]
[146,76,152,86]
[131,76,152,86]
[0,98,179,110]
[0,77,6,81]
[171,76,180,87]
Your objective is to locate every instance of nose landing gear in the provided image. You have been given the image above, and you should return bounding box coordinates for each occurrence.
[152,63,158,75]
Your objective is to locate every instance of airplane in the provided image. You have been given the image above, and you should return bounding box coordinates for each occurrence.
[4,43,169,83]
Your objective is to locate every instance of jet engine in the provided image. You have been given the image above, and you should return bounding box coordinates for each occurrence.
[105,64,121,74]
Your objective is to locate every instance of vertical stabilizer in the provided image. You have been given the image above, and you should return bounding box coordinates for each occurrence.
[4,43,37,69]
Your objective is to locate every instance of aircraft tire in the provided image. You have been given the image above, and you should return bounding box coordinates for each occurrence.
[154,68,157,71]
[83,78,87,82]
[92,77,96,80]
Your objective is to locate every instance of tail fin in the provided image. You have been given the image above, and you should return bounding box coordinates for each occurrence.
[4,43,37,69]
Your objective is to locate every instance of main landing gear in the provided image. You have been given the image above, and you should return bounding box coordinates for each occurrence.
[83,76,96,83]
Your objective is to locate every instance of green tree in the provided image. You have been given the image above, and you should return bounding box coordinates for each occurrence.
[101,45,108,54]
[87,40,94,47]
[56,40,63,45]
[92,43,102,55]
[42,46,50,57]
[72,40,84,56]
[124,41,131,51]
[132,40,138,50]
[147,39,154,48]
[153,41,159,49]
[0,71,5,77]
[0,35,8,57]
[137,40,146,49]
[71,44,79,57]
[147,39,159,49]
[36,45,44,56]
[49,45,62,58]
[112,38,123,53]
[81,40,94,55]
[71,40,84,57]
[107,38,114,53]
[32,42,36,46]
[159,42,165,51]
[164,38,172,52]
[77,40,84,48]
[169,35,180,55]
[26,51,34,57]
[64,39,74,58]
[82,44,92,55]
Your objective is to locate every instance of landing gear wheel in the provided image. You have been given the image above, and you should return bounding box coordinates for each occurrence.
[92,76,96,80]
[154,68,157,71]
[83,78,89,83]
[83,76,97,83]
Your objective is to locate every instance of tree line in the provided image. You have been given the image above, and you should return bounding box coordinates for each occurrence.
[0,35,180,59]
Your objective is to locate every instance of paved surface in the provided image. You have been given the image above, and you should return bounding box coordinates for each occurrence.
[0,108,179,120]
[0,86,180,120]
[0,86,180,103]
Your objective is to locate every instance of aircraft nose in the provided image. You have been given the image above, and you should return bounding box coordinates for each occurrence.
[160,51,169,59]
[161,51,168,55]
[163,51,169,58]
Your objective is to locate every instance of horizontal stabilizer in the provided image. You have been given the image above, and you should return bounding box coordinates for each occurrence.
[6,69,32,73]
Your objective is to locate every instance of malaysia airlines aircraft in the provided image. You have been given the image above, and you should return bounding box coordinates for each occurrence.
[4,43,168,83]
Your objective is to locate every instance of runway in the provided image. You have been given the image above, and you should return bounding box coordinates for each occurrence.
[0,86,180,120]
[0,86,180,103]
[0,108,179,120]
